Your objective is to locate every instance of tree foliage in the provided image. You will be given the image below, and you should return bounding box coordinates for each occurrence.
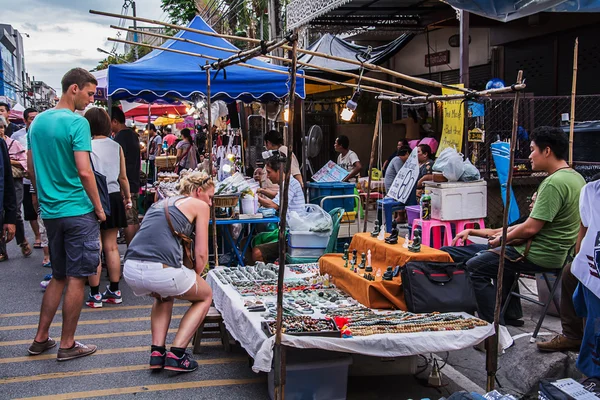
[161,0,199,35]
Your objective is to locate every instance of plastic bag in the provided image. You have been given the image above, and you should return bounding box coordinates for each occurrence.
[288,204,333,233]
[459,158,481,181]
[433,147,465,182]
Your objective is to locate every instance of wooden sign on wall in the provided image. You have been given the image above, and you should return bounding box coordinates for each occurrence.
[425,50,450,67]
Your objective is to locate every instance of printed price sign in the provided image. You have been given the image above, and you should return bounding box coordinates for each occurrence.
[437,84,465,156]
[387,148,419,203]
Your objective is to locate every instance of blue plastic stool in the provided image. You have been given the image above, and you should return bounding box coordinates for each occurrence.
[377,198,406,233]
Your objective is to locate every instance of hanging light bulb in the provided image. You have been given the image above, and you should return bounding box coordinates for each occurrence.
[340,90,361,122]
[196,100,206,109]
[167,113,176,119]
[283,104,290,123]
[340,107,354,122]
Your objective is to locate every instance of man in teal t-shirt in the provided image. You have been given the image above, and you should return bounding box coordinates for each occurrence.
[26,68,106,362]
[465,126,585,324]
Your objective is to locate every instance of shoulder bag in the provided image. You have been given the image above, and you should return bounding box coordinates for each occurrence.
[401,261,477,314]
[164,198,195,269]
[89,156,111,216]
[175,143,192,174]
[7,141,26,179]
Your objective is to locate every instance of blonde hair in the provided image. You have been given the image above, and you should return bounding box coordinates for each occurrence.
[177,170,214,195]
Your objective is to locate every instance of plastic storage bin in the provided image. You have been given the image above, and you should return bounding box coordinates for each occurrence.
[424,180,487,221]
[287,244,327,258]
[268,351,353,400]
[308,182,356,212]
[288,231,330,248]
[405,205,421,227]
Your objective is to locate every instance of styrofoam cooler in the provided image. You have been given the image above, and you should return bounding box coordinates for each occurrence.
[424,180,487,221]
[288,230,330,248]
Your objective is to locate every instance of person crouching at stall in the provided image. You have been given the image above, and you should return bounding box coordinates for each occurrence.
[123,171,214,373]
[253,155,306,263]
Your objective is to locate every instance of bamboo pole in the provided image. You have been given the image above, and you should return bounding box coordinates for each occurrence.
[486,70,524,392]
[377,83,527,103]
[363,101,382,233]
[206,63,219,267]
[107,38,400,97]
[274,33,299,400]
[90,9,474,93]
[569,38,579,167]
[111,25,428,96]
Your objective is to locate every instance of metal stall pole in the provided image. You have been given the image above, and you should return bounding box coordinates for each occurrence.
[486,70,523,391]
[206,62,219,267]
[274,32,298,400]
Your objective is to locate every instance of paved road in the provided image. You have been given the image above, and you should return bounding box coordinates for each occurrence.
[0,227,464,399]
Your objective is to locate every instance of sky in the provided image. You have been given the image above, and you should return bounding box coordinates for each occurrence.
[0,0,166,95]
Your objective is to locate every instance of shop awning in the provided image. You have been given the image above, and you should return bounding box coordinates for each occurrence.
[108,16,305,103]
[441,0,600,22]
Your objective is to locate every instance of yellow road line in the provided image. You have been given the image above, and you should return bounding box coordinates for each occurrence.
[0,303,190,318]
[0,315,185,331]
[0,357,246,384]
[0,342,220,364]
[0,329,179,346]
[13,377,265,399]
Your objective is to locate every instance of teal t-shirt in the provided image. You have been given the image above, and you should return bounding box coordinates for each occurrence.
[514,168,585,268]
[28,109,94,219]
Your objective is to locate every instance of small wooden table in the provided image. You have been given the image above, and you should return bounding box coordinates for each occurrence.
[319,232,453,310]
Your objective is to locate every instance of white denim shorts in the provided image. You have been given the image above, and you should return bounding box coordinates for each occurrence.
[123,259,197,298]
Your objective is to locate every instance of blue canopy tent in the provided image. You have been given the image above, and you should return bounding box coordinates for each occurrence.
[107,16,305,103]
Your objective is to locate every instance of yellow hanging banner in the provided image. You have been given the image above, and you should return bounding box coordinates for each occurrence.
[437,84,464,156]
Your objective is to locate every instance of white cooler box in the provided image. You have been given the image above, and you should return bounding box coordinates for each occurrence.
[424,180,487,221]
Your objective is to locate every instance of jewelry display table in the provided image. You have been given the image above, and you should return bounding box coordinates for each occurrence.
[319,233,454,310]
[206,266,493,374]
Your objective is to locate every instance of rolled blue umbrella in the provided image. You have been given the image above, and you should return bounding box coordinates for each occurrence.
[491,141,521,224]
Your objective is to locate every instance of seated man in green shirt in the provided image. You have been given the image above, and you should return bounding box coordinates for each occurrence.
[466,126,585,324]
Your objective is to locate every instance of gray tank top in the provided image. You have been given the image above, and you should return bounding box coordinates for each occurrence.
[125,196,194,268]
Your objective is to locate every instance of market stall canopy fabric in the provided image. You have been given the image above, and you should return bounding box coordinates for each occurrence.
[92,69,107,100]
[122,101,188,118]
[108,16,305,103]
[299,33,413,75]
[442,0,600,21]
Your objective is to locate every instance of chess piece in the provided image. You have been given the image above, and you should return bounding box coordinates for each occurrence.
[377,224,386,241]
[385,220,399,244]
[402,234,409,249]
[358,252,366,269]
[408,229,422,253]
[365,250,372,272]
[371,220,381,237]
[382,266,394,281]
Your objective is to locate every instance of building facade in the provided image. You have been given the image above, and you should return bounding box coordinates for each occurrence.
[124,26,167,55]
[31,81,57,110]
[0,24,28,107]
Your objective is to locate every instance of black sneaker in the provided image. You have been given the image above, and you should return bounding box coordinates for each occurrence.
[149,350,166,369]
[164,351,198,372]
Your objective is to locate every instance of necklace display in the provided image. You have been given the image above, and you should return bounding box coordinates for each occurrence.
[212,264,488,338]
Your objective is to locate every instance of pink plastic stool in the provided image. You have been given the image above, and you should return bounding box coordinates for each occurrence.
[452,218,486,234]
[411,218,453,249]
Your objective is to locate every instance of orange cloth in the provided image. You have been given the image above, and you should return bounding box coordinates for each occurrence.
[319,233,453,310]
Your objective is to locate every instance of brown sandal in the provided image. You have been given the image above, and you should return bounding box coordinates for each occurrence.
[20,243,32,258]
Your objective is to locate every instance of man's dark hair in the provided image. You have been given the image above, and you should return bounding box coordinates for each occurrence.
[23,108,38,121]
[146,123,157,132]
[397,145,412,156]
[165,126,172,133]
[264,129,283,146]
[110,106,126,124]
[530,126,569,160]
[0,102,10,112]
[84,107,112,137]
[418,144,433,158]
[336,135,350,150]
[61,67,98,93]
[266,156,282,172]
